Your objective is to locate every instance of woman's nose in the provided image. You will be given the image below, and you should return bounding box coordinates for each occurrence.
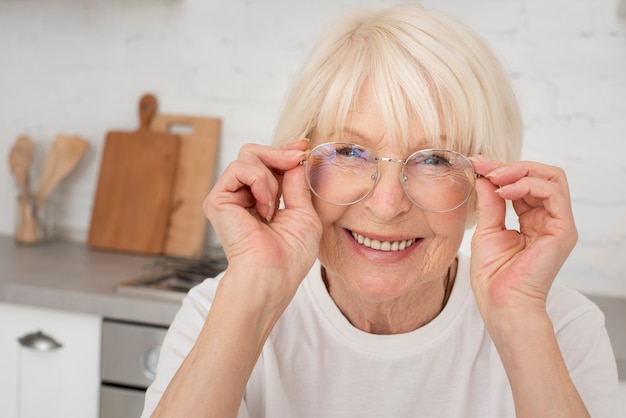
[362,162,412,220]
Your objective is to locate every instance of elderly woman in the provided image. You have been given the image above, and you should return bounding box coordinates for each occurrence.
[143,3,621,417]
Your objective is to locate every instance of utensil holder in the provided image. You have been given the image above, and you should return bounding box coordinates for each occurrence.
[14,192,54,245]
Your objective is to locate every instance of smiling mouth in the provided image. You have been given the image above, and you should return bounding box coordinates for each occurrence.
[350,231,417,252]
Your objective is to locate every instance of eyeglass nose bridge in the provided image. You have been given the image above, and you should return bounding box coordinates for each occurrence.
[370,156,411,192]
[375,156,406,164]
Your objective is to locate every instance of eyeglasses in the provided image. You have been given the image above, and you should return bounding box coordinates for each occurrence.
[301,142,477,212]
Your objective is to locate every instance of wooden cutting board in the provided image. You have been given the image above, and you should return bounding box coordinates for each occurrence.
[88,94,180,254]
[150,114,221,258]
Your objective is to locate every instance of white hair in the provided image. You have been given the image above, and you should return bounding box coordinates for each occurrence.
[273,3,523,163]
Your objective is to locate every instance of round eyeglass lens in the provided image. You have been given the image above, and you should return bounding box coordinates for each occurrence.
[305,142,377,206]
[304,143,476,211]
[402,149,475,212]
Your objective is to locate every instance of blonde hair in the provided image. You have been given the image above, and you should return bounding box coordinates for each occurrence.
[272,3,523,163]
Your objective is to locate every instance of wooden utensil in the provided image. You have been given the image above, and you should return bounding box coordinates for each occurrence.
[8,135,38,244]
[15,194,39,244]
[150,114,221,258]
[88,94,180,255]
[9,135,34,195]
[35,134,89,211]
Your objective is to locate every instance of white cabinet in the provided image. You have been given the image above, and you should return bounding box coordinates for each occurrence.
[0,302,101,418]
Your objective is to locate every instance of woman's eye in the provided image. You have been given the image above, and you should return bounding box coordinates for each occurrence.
[336,146,364,158]
[422,155,448,166]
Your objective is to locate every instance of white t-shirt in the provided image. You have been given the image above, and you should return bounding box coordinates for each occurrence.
[143,254,623,417]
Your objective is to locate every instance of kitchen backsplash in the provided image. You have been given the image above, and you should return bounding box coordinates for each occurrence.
[0,0,625,297]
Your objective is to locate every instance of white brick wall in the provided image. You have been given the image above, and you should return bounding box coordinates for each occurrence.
[1,0,625,297]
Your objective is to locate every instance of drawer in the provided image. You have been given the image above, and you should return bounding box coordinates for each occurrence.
[101,320,168,388]
[100,385,146,418]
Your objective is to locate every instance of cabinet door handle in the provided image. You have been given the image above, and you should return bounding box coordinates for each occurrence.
[18,330,63,352]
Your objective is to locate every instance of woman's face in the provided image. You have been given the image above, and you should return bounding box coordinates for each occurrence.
[311,86,469,304]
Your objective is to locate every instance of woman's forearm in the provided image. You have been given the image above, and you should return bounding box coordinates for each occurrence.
[152,271,289,418]
[483,307,590,418]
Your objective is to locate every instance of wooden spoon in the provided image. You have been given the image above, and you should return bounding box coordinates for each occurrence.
[35,134,89,211]
[8,135,38,244]
[9,135,34,194]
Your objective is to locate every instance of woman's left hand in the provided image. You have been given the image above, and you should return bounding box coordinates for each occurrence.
[469,155,578,315]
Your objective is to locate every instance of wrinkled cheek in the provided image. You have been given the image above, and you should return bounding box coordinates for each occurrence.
[311,197,348,229]
[424,208,469,257]
[317,224,346,269]
[312,199,350,264]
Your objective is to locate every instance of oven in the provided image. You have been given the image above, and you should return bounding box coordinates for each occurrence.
[100,320,167,418]
[100,256,227,417]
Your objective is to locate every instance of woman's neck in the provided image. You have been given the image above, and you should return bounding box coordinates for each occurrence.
[322,261,456,335]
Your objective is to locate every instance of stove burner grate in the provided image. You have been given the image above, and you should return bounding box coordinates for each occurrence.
[116,256,228,301]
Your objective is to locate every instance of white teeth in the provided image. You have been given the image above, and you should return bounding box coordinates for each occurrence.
[351,232,415,252]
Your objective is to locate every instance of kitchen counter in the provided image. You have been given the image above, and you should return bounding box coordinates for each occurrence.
[0,236,182,326]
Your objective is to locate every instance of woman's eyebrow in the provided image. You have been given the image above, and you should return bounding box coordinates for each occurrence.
[329,128,398,149]
[327,127,441,152]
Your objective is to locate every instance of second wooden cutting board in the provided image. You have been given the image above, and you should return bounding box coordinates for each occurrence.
[88,94,180,255]
[150,114,221,259]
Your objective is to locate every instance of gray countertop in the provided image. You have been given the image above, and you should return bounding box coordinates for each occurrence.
[0,236,182,327]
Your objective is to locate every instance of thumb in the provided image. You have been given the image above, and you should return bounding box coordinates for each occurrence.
[281,163,315,214]
[276,138,313,214]
[473,176,507,235]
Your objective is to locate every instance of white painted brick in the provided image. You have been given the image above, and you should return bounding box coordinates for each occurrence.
[0,0,624,297]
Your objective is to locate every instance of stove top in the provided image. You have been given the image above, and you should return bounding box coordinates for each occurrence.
[116,256,228,301]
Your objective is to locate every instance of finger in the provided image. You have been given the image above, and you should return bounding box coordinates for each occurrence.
[280,138,310,151]
[208,160,281,222]
[471,156,574,219]
[469,154,506,178]
[495,176,573,220]
[473,175,507,234]
[272,139,310,210]
[280,164,313,215]
[485,161,568,189]
[237,143,306,171]
[233,145,307,218]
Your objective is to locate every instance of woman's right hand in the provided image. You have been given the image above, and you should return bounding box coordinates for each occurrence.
[203,139,322,307]
[153,141,322,418]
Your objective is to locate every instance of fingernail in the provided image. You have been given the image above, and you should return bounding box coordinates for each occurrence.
[286,138,310,146]
[264,201,275,223]
[280,138,310,151]
[485,166,507,179]
[468,155,490,163]
[286,150,306,158]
